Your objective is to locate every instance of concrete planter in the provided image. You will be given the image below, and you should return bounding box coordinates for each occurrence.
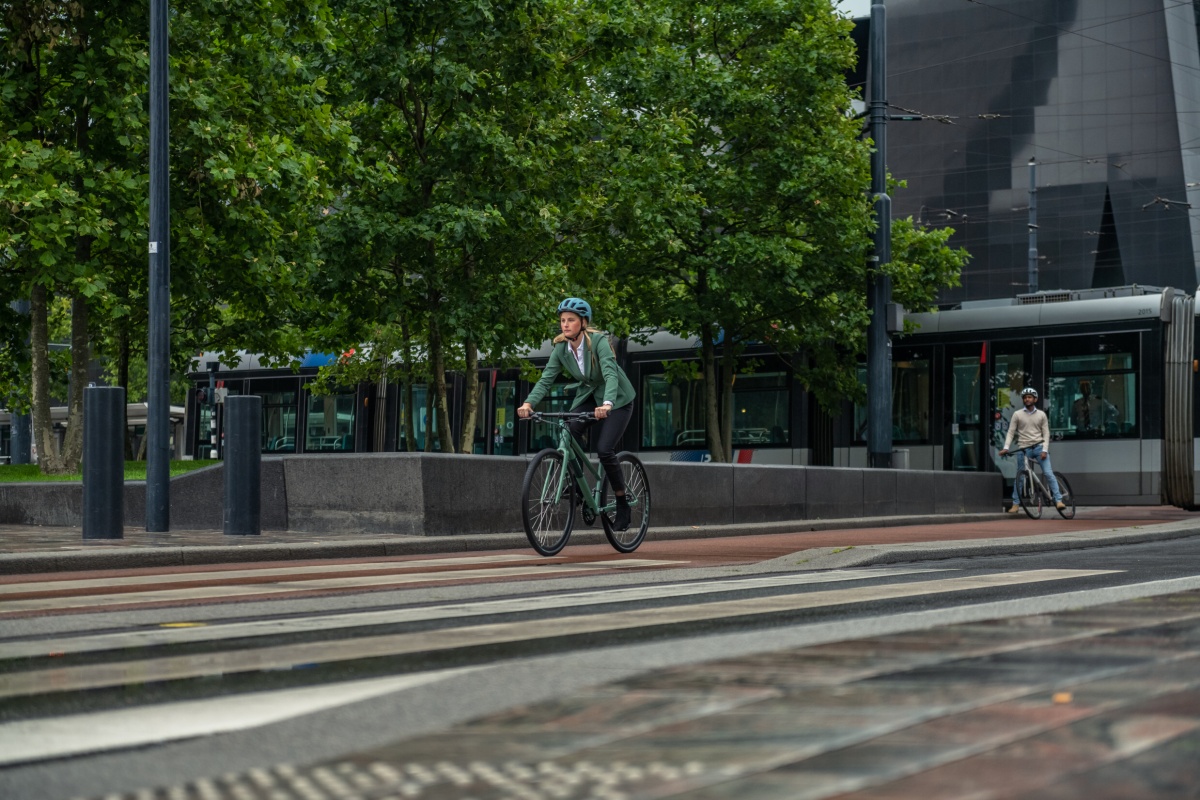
[0,454,1000,535]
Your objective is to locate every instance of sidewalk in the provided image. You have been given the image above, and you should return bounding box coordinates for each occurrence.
[2,507,1197,574]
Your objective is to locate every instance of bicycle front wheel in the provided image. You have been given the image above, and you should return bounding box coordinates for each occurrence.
[1055,473,1076,519]
[600,452,651,553]
[1017,472,1042,519]
[521,448,575,556]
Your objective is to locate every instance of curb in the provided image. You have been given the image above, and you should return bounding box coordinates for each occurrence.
[0,513,1011,574]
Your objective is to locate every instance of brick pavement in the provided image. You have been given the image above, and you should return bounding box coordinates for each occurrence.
[1,507,1197,574]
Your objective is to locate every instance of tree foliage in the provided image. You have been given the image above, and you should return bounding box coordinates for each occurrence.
[1,0,968,468]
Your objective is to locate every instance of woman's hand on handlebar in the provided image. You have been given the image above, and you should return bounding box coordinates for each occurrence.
[517,403,533,419]
[999,448,1009,457]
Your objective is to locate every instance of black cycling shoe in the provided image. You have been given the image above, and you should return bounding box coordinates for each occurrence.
[613,498,631,531]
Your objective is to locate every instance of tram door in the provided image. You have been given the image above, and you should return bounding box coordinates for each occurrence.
[988,341,1032,481]
[945,344,986,470]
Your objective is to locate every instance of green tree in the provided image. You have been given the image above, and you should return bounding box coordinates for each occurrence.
[315,0,641,453]
[593,0,875,462]
[2,0,348,470]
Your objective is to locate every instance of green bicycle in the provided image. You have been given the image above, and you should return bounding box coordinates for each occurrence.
[519,411,651,556]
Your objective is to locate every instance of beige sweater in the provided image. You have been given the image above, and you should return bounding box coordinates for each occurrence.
[1003,407,1051,453]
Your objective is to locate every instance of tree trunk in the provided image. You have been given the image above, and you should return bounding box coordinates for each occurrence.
[30,284,66,473]
[423,375,436,453]
[428,316,456,453]
[700,328,727,463]
[458,337,479,454]
[59,292,90,472]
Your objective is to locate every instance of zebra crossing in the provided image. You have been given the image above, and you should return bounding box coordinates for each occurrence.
[0,550,1127,792]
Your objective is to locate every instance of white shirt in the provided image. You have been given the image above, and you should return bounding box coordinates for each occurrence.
[568,337,586,376]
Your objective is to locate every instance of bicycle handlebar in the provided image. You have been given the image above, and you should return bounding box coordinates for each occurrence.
[518,411,595,422]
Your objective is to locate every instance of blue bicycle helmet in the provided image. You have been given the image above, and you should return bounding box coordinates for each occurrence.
[556,297,592,320]
[1020,386,1038,399]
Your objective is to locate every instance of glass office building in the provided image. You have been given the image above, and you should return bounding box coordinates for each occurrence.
[874,0,1200,302]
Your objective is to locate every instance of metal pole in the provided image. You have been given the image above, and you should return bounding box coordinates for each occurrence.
[1028,157,1038,293]
[83,386,125,539]
[146,0,171,530]
[867,1,893,469]
[223,395,261,535]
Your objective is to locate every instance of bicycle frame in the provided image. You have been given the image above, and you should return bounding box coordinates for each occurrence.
[1018,447,1052,501]
[536,413,616,516]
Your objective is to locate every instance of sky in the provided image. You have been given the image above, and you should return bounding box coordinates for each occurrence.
[840,0,871,18]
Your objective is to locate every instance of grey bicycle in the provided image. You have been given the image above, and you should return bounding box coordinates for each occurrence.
[1011,447,1076,520]
[518,412,650,556]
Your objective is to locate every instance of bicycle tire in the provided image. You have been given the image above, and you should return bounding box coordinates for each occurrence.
[520,448,575,556]
[1054,473,1076,519]
[1017,471,1043,519]
[599,452,651,553]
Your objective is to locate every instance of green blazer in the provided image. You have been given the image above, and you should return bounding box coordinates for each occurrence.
[525,333,636,411]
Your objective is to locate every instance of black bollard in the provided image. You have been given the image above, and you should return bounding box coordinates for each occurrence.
[224,395,261,536]
[83,386,125,539]
[9,412,31,464]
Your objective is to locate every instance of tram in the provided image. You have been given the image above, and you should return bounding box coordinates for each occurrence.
[178,284,1199,509]
[891,285,1196,509]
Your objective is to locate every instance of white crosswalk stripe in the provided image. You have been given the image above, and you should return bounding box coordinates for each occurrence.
[0,569,1115,699]
[0,567,946,659]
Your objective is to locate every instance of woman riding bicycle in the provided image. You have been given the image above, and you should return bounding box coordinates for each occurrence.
[517,298,637,529]
[998,386,1066,512]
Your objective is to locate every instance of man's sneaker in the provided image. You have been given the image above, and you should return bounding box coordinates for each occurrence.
[1056,501,1066,510]
[613,498,631,531]
[1006,505,1021,514]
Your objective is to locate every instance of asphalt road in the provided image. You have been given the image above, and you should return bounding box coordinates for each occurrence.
[3,536,1200,799]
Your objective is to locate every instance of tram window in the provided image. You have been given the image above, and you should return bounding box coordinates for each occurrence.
[470,381,489,454]
[261,391,298,452]
[732,372,790,446]
[852,355,931,443]
[305,392,356,452]
[397,384,442,451]
[492,380,518,455]
[1047,334,1138,438]
[641,371,707,449]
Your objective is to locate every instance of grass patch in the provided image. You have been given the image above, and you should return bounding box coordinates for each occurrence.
[0,460,219,483]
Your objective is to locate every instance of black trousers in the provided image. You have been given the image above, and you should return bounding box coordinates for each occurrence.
[568,401,632,493]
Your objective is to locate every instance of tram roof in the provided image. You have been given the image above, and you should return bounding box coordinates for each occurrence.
[907,285,1194,334]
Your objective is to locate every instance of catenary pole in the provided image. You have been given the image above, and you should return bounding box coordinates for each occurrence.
[867,1,893,469]
[1028,157,1038,293]
[146,0,171,530]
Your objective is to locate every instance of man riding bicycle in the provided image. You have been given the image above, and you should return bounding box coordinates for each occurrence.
[998,387,1065,512]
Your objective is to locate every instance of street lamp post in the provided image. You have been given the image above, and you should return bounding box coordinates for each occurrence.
[147,0,171,530]
[867,1,893,469]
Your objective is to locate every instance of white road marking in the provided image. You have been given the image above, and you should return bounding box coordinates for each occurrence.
[0,569,1117,699]
[0,554,540,594]
[0,667,478,767]
[0,559,684,614]
[0,568,946,659]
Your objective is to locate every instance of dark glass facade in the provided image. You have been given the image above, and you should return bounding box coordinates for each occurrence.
[875,0,1200,302]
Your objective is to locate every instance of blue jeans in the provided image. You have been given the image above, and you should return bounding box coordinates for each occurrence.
[1013,444,1062,503]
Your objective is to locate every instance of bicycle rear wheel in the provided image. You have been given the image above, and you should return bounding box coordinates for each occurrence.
[520,448,575,556]
[1055,473,1076,519]
[1017,472,1042,519]
[600,452,651,553]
